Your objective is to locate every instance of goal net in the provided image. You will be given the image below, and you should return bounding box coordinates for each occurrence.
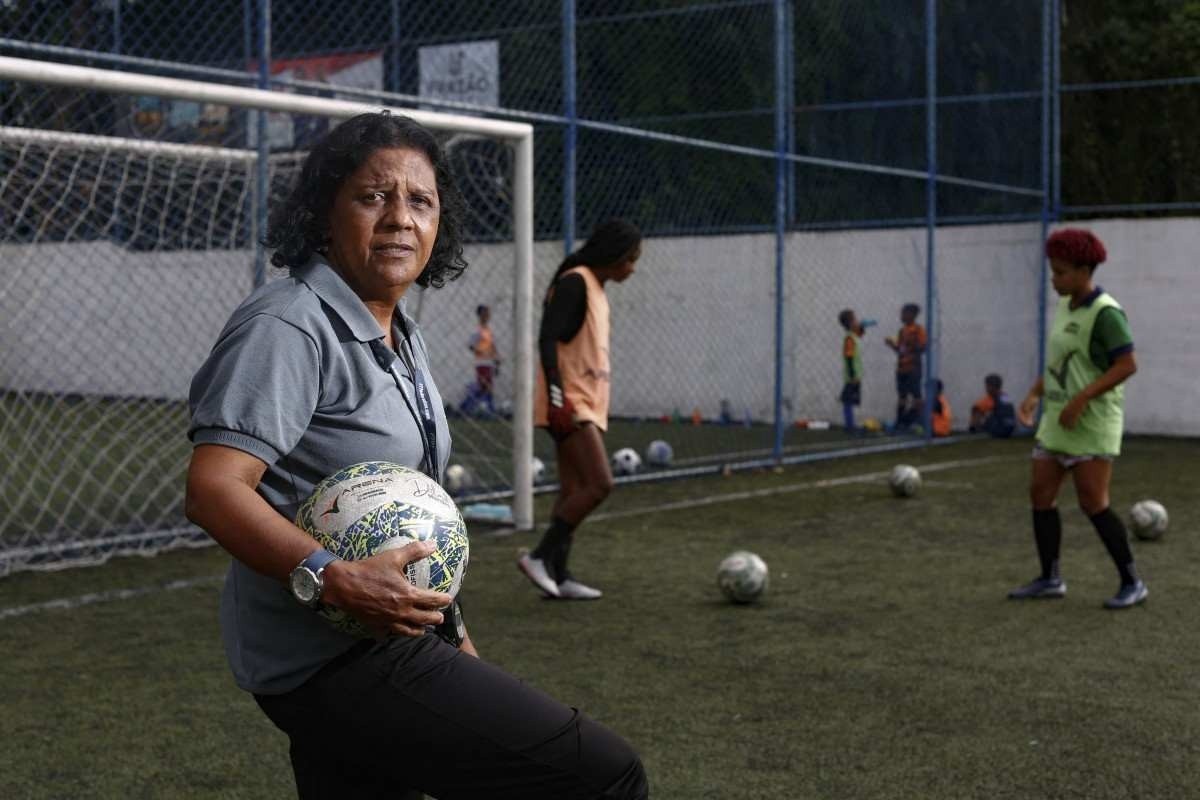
[0,58,534,575]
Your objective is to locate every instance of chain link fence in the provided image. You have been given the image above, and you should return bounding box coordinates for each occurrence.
[1,0,1192,569]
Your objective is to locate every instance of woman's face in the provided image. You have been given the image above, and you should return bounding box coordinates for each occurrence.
[326,146,440,303]
[1049,257,1090,297]
[610,244,641,283]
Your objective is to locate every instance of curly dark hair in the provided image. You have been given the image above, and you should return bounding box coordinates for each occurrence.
[265,112,467,288]
[1046,228,1107,273]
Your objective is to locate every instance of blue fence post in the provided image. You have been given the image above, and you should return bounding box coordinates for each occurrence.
[784,0,796,226]
[1052,0,1062,219]
[390,0,401,94]
[772,0,787,460]
[562,0,577,254]
[243,0,253,75]
[1038,0,1052,378]
[112,1,121,54]
[253,0,270,288]
[922,0,937,440]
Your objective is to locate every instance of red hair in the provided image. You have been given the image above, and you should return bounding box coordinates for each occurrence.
[1045,228,1107,268]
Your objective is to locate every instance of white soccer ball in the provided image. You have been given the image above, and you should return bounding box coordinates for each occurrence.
[531,456,546,484]
[611,447,642,476]
[296,462,469,636]
[1129,499,1169,541]
[889,464,921,498]
[443,463,471,494]
[717,550,769,604]
[645,439,674,467]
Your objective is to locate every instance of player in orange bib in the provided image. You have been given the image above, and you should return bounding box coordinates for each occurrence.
[518,219,642,600]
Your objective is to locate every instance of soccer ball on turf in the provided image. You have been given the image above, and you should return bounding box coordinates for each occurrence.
[1129,499,1168,541]
[444,463,471,494]
[296,461,469,636]
[645,439,674,467]
[611,447,642,476]
[889,464,921,498]
[717,550,769,604]
[531,456,546,484]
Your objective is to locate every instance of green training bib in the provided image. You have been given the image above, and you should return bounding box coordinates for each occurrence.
[1037,292,1125,456]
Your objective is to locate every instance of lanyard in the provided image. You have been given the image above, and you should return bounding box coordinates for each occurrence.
[369,321,440,483]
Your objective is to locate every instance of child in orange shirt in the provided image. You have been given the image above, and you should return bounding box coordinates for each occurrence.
[884,303,927,430]
[932,379,952,436]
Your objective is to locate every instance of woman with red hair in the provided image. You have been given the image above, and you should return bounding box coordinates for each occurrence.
[1010,228,1147,609]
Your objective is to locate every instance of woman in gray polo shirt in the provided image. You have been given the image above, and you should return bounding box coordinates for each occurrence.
[186,113,646,800]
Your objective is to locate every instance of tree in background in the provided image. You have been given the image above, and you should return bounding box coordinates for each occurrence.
[1060,0,1200,210]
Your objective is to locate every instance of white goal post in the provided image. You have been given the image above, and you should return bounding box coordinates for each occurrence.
[0,55,536,575]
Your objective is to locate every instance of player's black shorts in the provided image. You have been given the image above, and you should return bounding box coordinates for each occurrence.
[839,382,861,406]
[896,371,923,399]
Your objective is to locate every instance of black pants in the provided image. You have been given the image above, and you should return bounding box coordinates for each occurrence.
[254,635,648,800]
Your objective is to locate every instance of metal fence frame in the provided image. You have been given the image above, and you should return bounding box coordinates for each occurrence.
[1,0,1189,460]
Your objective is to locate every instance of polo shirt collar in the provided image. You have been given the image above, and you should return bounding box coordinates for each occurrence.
[295,256,419,343]
[1070,285,1104,310]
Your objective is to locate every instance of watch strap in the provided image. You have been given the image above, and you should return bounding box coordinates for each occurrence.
[433,598,465,648]
[300,548,339,574]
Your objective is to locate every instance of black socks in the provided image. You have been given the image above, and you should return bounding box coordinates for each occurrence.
[1032,508,1062,581]
[531,516,576,582]
[1089,507,1138,586]
[1033,506,1138,586]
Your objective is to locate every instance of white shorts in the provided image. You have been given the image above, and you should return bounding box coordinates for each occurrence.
[1032,442,1113,469]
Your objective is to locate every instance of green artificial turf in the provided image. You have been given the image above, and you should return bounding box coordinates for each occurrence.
[1,437,1196,799]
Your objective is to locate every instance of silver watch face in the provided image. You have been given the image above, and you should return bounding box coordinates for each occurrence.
[290,567,319,605]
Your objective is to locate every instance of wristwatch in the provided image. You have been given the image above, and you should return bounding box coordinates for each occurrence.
[288,549,339,608]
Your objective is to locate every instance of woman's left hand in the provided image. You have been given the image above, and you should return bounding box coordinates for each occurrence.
[1058,394,1088,429]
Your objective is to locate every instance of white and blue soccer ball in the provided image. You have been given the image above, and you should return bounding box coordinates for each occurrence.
[645,439,674,467]
[889,464,921,498]
[443,463,471,494]
[296,462,469,637]
[1129,499,1168,541]
[531,456,546,484]
[717,550,769,604]
[611,447,642,476]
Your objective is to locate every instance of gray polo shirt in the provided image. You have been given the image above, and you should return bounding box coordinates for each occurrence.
[188,257,451,695]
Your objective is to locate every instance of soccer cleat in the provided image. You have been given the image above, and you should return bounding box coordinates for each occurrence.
[1007,577,1067,599]
[517,551,560,598]
[1103,580,1148,610]
[555,579,603,601]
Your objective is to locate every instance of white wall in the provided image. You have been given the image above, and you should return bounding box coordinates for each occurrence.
[2,217,1195,435]
[0,241,252,398]
[1069,217,1200,435]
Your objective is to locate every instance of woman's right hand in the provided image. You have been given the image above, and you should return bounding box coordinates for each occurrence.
[1017,394,1039,428]
[322,540,452,638]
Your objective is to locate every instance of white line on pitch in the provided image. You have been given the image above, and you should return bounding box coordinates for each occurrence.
[921,479,978,489]
[0,575,223,620]
[589,455,1009,523]
[1,456,1006,620]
